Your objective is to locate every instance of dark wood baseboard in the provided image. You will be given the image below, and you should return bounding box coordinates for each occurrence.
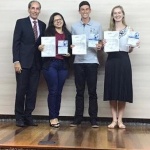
[0,115,150,124]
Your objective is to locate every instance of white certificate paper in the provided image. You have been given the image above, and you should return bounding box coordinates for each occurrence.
[58,40,68,54]
[104,31,119,52]
[41,37,56,57]
[88,33,99,47]
[127,31,139,47]
[72,34,87,55]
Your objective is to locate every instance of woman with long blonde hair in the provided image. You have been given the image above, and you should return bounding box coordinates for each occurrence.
[103,5,139,129]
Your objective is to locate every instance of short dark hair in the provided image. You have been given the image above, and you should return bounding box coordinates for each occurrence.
[79,1,90,10]
[28,0,41,9]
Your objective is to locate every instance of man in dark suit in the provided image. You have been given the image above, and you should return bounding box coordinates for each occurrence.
[12,0,46,127]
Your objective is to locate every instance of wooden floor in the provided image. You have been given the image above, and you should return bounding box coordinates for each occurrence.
[0,121,150,150]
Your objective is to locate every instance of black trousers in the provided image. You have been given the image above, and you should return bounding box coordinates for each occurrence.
[15,64,40,121]
[74,63,98,120]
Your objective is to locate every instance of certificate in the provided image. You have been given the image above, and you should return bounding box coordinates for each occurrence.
[104,31,119,52]
[88,33,99,47]
[58,40,68,54]
[41,37,56,57]
[72,34,87,55]
[127,31,139,47]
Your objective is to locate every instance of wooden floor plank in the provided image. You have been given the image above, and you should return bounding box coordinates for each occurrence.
[0,121,150,150]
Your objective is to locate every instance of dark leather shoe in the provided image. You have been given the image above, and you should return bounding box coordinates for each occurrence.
[25,120,38,126]
[70,118,82,127]
[90,119,99,128]
[16,119,26,127]
[24,116,38,126]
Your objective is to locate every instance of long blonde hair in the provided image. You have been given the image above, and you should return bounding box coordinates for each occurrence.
[109,5,127,31]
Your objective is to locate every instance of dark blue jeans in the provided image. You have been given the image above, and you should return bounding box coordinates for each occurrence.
[74,63,98,120]
[42,59,68,120]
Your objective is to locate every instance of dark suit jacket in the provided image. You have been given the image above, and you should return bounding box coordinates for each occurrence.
[12,17,46,69]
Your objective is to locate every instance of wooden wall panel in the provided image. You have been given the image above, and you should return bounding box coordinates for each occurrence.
[0,0,149,118]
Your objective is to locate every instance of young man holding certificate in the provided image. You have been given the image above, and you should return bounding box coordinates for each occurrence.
[70,1,103,128]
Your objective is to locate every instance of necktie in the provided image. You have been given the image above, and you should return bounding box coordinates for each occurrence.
[33,21,38,40]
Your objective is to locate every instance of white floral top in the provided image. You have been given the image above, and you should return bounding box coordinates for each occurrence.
[119,26,131,52]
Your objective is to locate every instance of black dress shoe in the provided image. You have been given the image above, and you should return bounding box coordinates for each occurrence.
[16,119,26,127]
[25,121,38,126]
[90,119,99,128]
[70,118,82,127]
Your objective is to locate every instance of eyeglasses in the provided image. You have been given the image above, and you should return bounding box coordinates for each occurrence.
[53,18,63,23]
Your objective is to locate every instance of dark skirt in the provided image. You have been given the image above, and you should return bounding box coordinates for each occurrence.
[104,51,133,103]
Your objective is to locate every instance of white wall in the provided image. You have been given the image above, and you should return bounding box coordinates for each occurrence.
[0,0,149,118]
